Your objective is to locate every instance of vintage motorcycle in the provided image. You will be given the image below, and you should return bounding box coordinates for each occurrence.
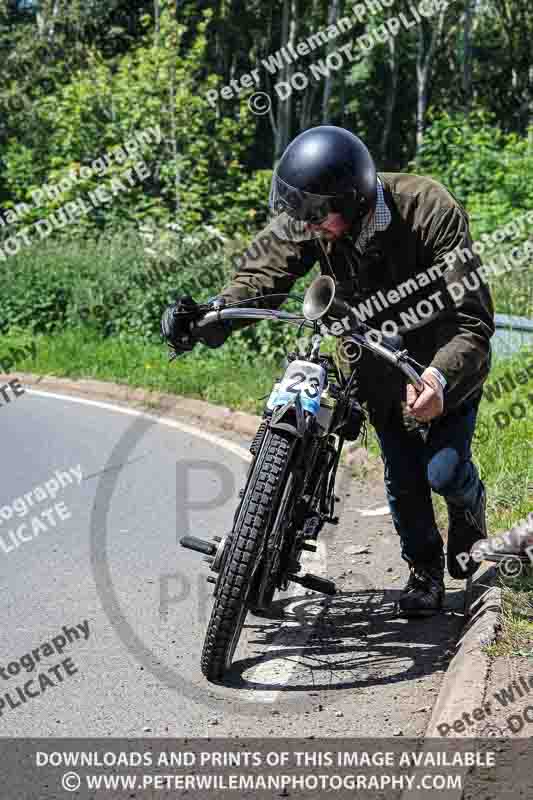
[179,275,428,682]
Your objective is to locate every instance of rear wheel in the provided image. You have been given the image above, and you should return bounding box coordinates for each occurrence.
[201,429,296,681]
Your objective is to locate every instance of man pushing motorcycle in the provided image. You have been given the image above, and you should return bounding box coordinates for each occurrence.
[161,125,495,617]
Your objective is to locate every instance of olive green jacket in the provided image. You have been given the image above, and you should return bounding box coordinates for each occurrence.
[218,172,495,429]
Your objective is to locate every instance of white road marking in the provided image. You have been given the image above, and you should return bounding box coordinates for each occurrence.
[26,389,253,463]
[356,505,391,517]
[246,541,329,701]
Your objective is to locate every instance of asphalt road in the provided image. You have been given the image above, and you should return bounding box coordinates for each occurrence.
[0,388,467,738]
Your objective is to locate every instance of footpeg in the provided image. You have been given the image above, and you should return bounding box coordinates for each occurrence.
[180,536,217,556]
[289,573,337,595]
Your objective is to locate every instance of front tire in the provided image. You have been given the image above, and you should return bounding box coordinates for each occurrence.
[201,429,295,681]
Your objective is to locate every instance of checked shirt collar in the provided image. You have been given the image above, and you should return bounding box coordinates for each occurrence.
[354,177,391,254]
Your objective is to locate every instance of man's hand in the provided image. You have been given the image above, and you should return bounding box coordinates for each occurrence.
[160,295,202,355]
[161,294,231,358]
[406,369,444,422]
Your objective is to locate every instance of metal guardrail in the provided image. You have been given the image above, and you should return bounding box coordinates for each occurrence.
[495,313,533,333]
[493,313,533,358]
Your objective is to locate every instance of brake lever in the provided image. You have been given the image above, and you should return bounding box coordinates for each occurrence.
[404,379,432,443]
[172,303,212,321]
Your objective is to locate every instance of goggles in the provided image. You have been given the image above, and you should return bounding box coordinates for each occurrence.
[269,172,339,224]
[269,171,371,228]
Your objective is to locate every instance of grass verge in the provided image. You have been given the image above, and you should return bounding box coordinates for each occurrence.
[1,327,279,414]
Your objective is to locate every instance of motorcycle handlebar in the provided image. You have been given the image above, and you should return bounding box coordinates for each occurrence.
[197,307,425,392]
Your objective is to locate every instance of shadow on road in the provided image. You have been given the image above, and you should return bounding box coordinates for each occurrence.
[220,587,466,691]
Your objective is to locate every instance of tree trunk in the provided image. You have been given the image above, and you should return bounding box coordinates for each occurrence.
[529,65,533,152]
[299,82,318,131]
[154,0,160,46]
[415,11,445,155]
[273,0,289,161]
[492,0,532,134]
[416,27,429,153]
[297,0,320,131]
[168,56,180,215]
[462,0,474,110]
[36,0,61,42]
[273,0,298,161]
[321,0,340,123]
[380,34,399,163]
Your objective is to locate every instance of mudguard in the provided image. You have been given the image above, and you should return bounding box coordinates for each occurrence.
[269,392,307,438]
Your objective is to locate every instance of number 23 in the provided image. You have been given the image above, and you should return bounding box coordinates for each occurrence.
[286,372,320,398]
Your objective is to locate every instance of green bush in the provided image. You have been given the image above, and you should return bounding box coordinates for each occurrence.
[414,110,533,235]
[413,111,533,318]
[1,225,316,360]
[1,227,227,337]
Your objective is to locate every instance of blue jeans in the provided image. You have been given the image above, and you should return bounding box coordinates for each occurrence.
[375,395,482,567]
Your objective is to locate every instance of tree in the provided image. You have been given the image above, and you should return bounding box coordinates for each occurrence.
[415,9,446,153]
[321,0,341,123]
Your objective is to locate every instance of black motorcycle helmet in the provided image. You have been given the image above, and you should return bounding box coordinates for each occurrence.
[269,125,377,228]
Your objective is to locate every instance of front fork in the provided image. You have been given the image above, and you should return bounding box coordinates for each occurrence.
[275,430,340,592]
[181,412,340,604]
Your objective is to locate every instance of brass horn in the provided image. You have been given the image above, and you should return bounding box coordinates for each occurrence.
[302,275,354,322]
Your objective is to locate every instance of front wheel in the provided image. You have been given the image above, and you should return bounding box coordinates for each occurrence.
[201,428,296,681]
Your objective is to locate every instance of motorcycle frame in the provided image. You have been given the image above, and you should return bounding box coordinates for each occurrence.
[196,304,424,607]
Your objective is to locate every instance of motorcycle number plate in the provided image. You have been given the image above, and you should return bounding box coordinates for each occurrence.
[267,360,326,416]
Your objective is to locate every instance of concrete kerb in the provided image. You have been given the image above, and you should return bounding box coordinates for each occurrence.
[400,573,502,800]
[425,575,502,737]
[7,372,260,438]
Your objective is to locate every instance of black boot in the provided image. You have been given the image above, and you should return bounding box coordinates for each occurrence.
[398,556,445,617]
[446,481,487,579]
